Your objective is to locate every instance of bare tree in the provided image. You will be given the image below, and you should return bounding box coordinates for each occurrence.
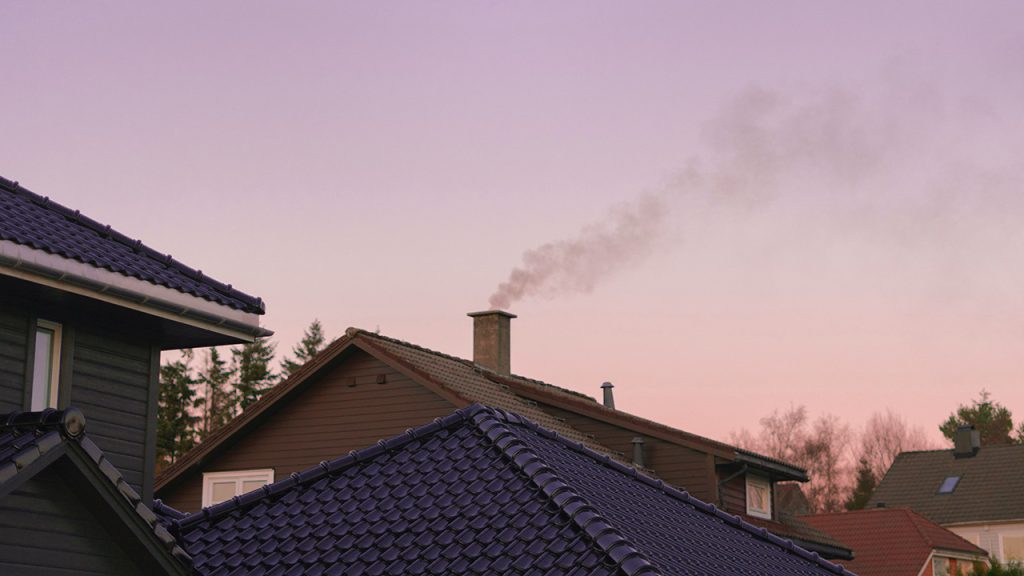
[859,409,934,481]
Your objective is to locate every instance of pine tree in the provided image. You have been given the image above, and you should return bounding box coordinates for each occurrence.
[233,338,277,410]
[280,319,326,377]
[156,350,199,467]
[199,347,236,438]
[939,390,1019,446]
[844,457,877,510]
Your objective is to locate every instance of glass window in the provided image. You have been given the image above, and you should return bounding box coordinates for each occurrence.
[933,557,950,576]
[938,476,961,494]
[1005,536,1024,562]
[746,474,772,519]
[202,469,275,507]
[30,321,62,411]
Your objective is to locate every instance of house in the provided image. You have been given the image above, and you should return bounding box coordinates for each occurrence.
[868,426,1024,563]
[802,508,989,576]
[156,310,851,559]
[1,408,193,575]
[0,174,268,573]
[157,403,856,576]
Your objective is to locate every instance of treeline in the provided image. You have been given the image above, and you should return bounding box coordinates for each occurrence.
[156,319,328,468]
[732,390,1024,514]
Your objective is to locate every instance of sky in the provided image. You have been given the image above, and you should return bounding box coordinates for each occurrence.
[3,1,1023,447]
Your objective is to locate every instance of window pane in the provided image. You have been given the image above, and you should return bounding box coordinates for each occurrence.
[211,481,237,505]
[31,328,55,411]
[1005,536,1024,562]
[939,476,960,494]
[242,480,268,493]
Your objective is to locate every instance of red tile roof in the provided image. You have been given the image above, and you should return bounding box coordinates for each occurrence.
[802,508,988,576]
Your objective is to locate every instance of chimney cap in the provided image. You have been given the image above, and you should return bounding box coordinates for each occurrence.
[467,310,517,319]
[601,381,614,389]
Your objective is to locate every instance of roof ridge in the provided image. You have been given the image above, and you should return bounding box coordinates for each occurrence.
[0,175,264,313]
[175,404,492,529]
[495,408,856,576]
[471,407,662,576]
[901,507,934,546]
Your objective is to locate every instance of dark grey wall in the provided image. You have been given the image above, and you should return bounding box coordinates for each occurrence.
[70,328,157,501]
[0,464,143,575]
[0,305,28,413]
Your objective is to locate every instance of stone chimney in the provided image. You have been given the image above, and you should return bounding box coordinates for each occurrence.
[467,310,516,375]
[953,425,981,459]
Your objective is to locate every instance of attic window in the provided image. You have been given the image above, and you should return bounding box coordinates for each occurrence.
[746,474,772,519]
[938,476,960,494]
[30,320,62,411]
[202,469,275,507]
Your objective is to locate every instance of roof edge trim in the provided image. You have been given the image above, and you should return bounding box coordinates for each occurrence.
[1,240,270,342]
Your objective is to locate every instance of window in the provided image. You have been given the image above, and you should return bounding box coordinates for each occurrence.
[30,320,62,411]
[933,557,951,576]
[1004,536,1024,562]
[202,469,274,507]
[746,474,772,519]
[938,476,961,494]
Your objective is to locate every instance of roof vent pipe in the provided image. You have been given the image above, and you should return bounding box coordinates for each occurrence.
[601,382,615,409]
[632,437,645,468]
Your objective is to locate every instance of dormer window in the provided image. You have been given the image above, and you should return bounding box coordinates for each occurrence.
[30,320,62,411]
[938,476,960,494]
[746,474,772,519]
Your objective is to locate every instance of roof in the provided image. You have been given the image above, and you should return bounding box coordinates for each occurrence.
[158,326,804,491]
[868,444,1024,525]
[164,404,853,576]
[802,508,988,576]
[0,175,264,314]
[0,407,192,574]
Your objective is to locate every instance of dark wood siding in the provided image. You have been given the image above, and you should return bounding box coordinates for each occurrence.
[720,470,747,515]
[159,349,457,512]
[536,402,716,502]
[70,328,155,498]
[0,465,142,575]
[0,304,29,413]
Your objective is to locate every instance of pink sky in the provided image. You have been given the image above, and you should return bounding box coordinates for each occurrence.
[3,1,1023,447]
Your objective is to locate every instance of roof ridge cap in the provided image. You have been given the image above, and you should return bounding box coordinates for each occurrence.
[470,408,663,576]
[495,410,856,576]
[346,327,477,366]
[0,175,264,313]
[176,404,490,530]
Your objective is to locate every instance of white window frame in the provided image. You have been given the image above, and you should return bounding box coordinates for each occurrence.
[202,469,275,508]
[30,320,62,411]
[745,474,772,519]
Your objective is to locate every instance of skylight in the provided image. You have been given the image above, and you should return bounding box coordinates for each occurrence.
[938,476,960,494]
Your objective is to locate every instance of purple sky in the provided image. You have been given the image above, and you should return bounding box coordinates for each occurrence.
[4,2,1023,446]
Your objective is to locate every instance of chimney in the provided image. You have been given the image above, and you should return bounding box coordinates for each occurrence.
[632,437,645,468]
[953,425,981,459]
[467,310,516,375]
[601,382,615,409]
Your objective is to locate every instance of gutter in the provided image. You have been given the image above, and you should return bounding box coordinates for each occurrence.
[0,240,271,342]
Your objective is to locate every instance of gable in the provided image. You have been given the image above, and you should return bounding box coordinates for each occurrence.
[157,348,459,512]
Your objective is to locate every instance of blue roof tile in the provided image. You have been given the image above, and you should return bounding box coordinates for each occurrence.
[0,175,264,313]
[168,405,856,576]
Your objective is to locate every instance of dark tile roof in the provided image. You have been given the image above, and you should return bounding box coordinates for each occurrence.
[803,508,988,576]
[0,175,264,313]
[0,407,192,570]
[167,404,852,576]
[868,444,1024,525]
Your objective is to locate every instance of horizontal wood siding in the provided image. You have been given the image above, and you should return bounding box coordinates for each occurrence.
[70,328,154,494]
[537,402,714,501]
[158,349,457,513]
[0,465,141,575]
[0,305,28,412]
[720,471,747,515]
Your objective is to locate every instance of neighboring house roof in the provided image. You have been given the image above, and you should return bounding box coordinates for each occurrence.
[0,175,264,314]
[802,508,988,576]
[163,404,854,576]
[868,444,1024,525]
[157,326,803,492]
[0,407,192,575]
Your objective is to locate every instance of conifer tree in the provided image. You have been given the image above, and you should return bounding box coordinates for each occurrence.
[280,319,327,377]
[199,347,236,438]
[843,457,877,510]
[156,349,199,467]
[233,338,277,410]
